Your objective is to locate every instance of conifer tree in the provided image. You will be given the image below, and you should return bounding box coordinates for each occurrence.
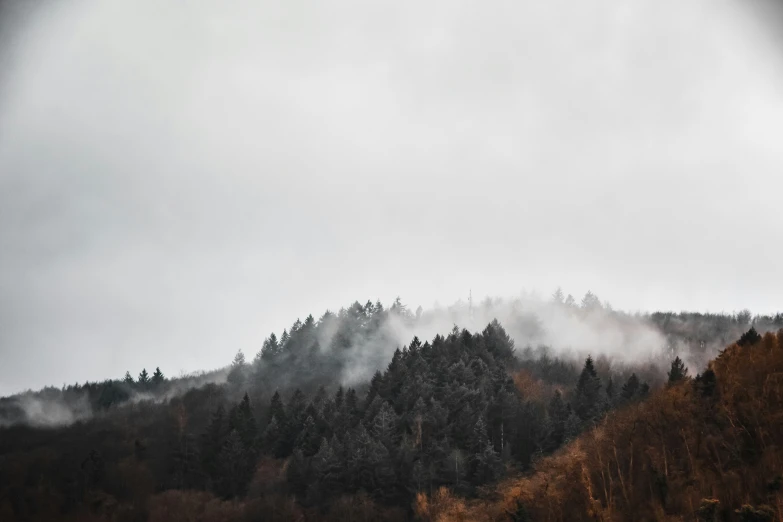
[137,368,150,387]
[667,356,689,385]
[621,373,640,401]
[573,356,602,422]
[152,367,165,386]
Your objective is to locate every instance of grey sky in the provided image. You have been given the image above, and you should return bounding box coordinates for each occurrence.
[1,0,782,396]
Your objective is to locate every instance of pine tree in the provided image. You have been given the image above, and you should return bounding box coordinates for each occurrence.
[738,327,762,347]
[294,415,321,456]
[137,368,150,387]
[564,411,582,441]
[470,417,501,485]
[606,377,616,405]
[152,367,165,386]
[667,357,689,385]
[269,390,286,423]
[217,430,253,498]
[546,390,569,450]
[370,401,398,448]
[227,350,247,388]
[580,291,601,311]
[573,356,602,422]
[200,405,227,488]
[123,371,134,385]
[621,373,640,401]
[229,393,257,450]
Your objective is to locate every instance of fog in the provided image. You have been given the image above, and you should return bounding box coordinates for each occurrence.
[1,0,782,396]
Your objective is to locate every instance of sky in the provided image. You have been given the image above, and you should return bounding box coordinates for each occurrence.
[1,0,782,396]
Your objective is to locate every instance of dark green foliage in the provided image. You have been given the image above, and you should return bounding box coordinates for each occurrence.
[227,351,246,388]
[621,373,639,401]
[667,356,688,385]
[5,296,719,518]
[694,369,718,398]
[573,356,602,422]
[137,368,150,387]
[738,327,762,347]
[152,367,165,387]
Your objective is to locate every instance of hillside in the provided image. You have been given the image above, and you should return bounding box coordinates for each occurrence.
[0,297,780,522]
[416,329,783,522]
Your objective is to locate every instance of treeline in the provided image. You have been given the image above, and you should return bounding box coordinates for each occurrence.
[4,293,780,430]
[0,367,224,428]
[1,292,781,521]
[0,319,674,521]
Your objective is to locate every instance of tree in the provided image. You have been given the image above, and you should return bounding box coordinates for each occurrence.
[370,401,398,448]
[217,430,253,498]
[229,393,257,450]
[138,368,150,387]
[546,390,569,450]
[227,350,247,388]
[260,333,280,361]
[201,405,227,488]
[580,291,601,310]
[621,373,640,401]
[123,371,134,385]
[152,367,165,386]
[552,287,565,304]
[605,377,616,404]
[738,327,762,347]
[667,357,689,385]
[573,356,602,422]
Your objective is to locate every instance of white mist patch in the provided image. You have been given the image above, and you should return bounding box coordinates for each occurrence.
[336,293,671,386]
[0,392,92,428]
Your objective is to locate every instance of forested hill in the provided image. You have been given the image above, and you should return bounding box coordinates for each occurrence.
[0,295,780,521]
[3,293,781,430]
[417,328,783,522]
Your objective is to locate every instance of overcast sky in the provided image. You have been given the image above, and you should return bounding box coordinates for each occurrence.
[1,0,782,396]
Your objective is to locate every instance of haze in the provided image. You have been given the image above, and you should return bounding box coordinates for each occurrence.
[1,0,782,396]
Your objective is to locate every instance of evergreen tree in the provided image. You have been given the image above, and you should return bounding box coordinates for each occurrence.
[137,368,150,387]
[217,430,253,498]
[227,350,247,388]
[152,367,165,387]
[605,377,616,404]
[621,373,640,401]
[573,356,602,422]
[229,393,257,449]
[269,390,286,423]
[200,405,227,488]
[546,390,569,450]
[564,411,582,442]
[580,291,601,310]
[123,371,134,385]
[667,357,689,385]
[738,327,762,347]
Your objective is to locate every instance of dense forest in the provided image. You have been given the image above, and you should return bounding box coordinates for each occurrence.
[0,294,781,521]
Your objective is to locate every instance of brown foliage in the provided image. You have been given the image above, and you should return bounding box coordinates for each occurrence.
[511,369,559,402]
[422,331,783,522]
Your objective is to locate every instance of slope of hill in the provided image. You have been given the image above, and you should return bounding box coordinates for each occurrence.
[416,329,783,522]
[0,296,780,522]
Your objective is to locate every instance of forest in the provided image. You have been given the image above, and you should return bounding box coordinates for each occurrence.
[0,293,782,521]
